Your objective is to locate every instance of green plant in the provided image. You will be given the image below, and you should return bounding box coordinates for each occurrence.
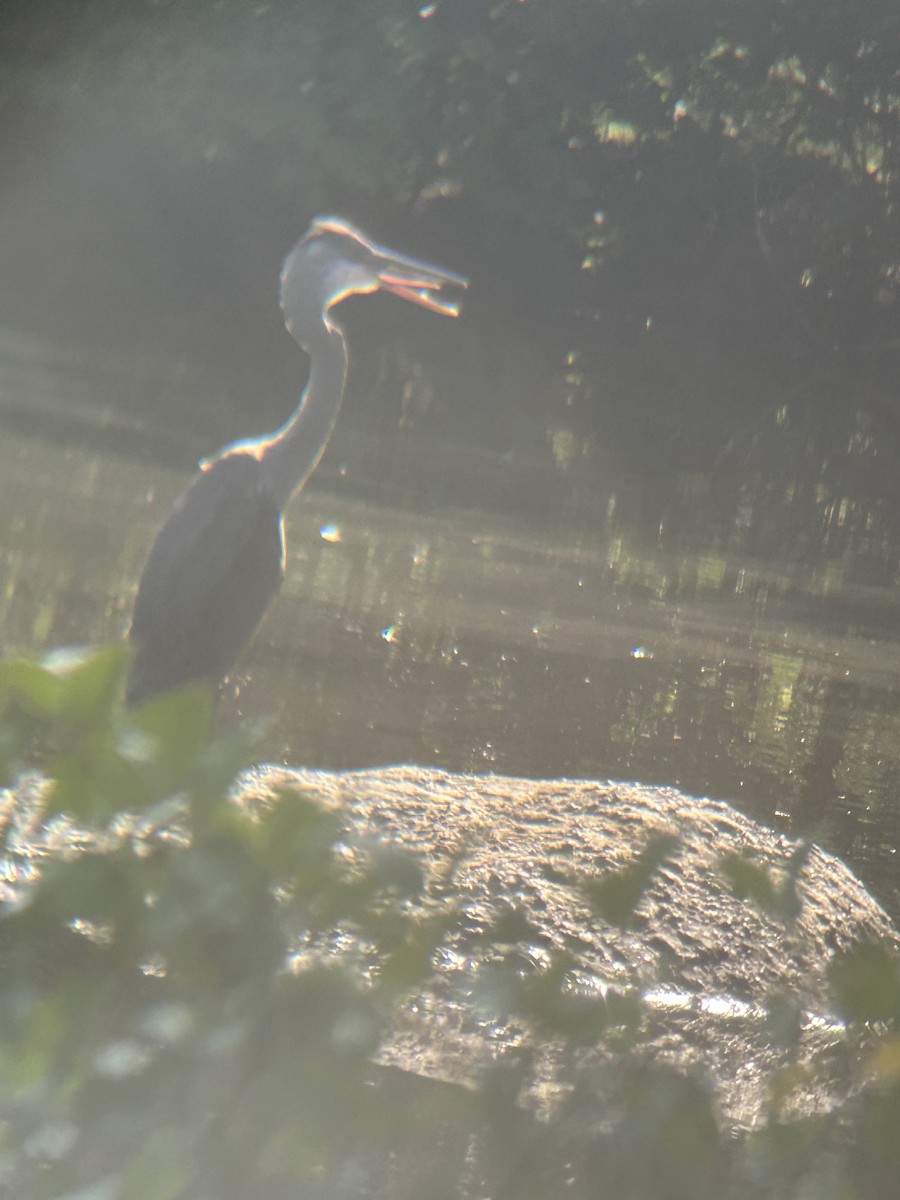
[1,645,898,1198]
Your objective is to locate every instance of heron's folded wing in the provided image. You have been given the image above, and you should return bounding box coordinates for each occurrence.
[128,454,284,691]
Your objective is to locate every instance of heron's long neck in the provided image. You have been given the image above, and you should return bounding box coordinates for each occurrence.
[259,322,348,511]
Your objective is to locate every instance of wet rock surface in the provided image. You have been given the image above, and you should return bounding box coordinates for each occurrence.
[241,765,898,1127]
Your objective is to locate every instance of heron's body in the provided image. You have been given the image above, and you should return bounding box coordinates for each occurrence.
[127,455,284,704]
[125,217,466,705]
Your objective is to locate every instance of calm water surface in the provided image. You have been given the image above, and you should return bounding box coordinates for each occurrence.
[1,329,898,920]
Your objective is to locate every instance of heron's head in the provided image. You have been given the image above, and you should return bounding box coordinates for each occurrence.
[280,216,468,346]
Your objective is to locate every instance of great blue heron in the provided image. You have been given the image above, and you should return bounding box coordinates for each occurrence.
[126,217,467,706]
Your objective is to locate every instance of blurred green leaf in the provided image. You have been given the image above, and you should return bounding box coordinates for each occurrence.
[721,843,811,924]
[829,941,900,1025]
[856,1081,900,1175]
[487,903,543,947]
[764,990,804,1053]
[364,841,425,899]
[131,684,213,779]
[0,723,25,786]
[603,1063,727,1198]
[117,1129,188,1200]
[744,1115,829,1194]
[43,748,99,820]
[145,834,284,985]
[0,659,64,717]
[719,851,778,910]
[236,788,342,884]
[777,842,811,923]
[36,854,147,934]
[189,722,261,826]
[42,730,157,822]
[868,1035,900,1085]
[2,992,71,1088]
[766,1062,813,1118]
[581,833,678,927]
[56,645,131,731]
[379,910,456,993]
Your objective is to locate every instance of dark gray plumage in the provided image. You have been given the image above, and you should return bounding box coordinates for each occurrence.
[127,455,283,704]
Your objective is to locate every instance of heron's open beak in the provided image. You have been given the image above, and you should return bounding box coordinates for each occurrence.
[375,246,469,317]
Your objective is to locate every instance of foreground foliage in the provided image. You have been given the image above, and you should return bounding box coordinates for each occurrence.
[1,646,899,1199]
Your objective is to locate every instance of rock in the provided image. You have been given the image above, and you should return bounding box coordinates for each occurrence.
[240,765,898,1128]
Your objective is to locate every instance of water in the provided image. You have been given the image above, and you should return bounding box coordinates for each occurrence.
[1,326,898,923]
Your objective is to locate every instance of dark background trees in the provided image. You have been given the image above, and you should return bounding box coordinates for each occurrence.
[1,0,898,496]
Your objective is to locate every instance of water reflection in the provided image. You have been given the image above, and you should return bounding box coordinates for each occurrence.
[1,329,898,920]
[239,497,900,837]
